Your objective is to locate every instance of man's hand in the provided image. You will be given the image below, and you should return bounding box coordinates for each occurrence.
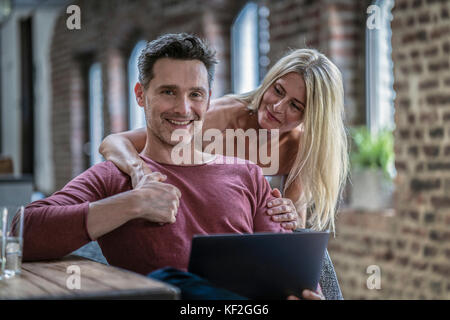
[87,171,181,240]
[132,172,181,224]
[267,188,300,230]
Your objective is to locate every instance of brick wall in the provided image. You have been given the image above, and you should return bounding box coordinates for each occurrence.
[390,0,450,299]
[328,0,450,299]
[328,209,397,299]
[267,0,371,125]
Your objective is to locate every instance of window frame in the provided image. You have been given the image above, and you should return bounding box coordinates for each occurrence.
[365,0,396,134]
[231,2,270,94]
[88,62,104,167]
[127,40,147,131]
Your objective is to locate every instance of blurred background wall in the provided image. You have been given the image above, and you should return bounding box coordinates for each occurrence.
[329,0,450,299]
[0,0,449,299]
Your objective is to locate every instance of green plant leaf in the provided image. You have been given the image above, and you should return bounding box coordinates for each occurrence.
[349,126,395,179]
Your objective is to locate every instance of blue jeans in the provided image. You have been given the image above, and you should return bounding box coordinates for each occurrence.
[147,267,248,300]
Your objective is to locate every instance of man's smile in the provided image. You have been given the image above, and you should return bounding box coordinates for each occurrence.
[166,119,193,125]
[164,117,195,128]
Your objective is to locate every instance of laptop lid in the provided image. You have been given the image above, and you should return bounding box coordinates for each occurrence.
[187,231,330,299]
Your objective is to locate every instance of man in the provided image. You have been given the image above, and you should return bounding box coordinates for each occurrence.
[22,33,323,299]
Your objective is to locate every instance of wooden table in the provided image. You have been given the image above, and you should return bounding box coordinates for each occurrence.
[0,255,180,300]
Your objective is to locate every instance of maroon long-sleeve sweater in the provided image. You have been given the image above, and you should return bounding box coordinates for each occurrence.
[22,154,287,275]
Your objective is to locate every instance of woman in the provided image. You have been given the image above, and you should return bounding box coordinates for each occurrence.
[99,48,349,232]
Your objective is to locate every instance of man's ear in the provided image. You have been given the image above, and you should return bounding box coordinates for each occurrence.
[134,82,145,107]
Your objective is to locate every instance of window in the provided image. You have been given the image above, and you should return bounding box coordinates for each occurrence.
[231,2,270,94]
[88,62,104,166]
[128,40,147,130]
[366,0,395,134]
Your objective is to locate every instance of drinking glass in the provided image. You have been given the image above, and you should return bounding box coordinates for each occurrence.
[0,206,24,279]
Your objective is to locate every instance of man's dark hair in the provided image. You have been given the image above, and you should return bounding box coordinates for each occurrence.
[138,33,218,89]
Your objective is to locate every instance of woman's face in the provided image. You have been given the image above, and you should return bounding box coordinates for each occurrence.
[257,72,306,134]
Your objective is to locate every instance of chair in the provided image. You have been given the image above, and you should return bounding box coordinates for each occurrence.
[72,241,108,265]
[319,249,343,300]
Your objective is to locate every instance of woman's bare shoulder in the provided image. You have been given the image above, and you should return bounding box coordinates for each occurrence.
[209,96,246,111]
[204,96,247,130]
[282,126,303,145]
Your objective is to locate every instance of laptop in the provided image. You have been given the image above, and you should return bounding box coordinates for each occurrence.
[187,231,329,299]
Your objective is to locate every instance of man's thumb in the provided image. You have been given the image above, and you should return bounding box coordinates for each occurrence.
[272,188,282,198]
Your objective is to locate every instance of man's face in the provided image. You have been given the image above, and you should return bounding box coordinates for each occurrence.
[135,58,210,146]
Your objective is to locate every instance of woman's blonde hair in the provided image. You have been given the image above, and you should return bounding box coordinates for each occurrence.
[228,48,349,232]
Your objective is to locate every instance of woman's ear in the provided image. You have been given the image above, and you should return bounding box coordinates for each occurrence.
[134,82,145,107]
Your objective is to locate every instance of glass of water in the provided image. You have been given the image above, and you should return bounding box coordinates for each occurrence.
[0,206,24,280]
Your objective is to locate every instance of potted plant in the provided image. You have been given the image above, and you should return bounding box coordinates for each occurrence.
[349,126,395,210]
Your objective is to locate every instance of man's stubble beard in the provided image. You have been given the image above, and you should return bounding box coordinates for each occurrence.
[145,116,182,147]
[144,111,196,148]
